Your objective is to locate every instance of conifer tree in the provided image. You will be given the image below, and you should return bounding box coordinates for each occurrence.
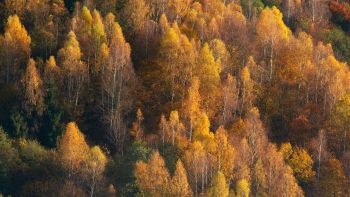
[59,122,89,178]
[22,59,45,115]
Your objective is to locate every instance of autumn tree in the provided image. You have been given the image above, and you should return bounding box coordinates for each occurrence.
[91,9,107,74]
[221,74,238,126]
[143,25,195,112]
[239,66,255,116]
[168,159,193,197]
[100,21,136,152]
[184,141,207,195]
[59,122,89,178]
[134,151,170,196]
[329,93,350,156]
[120,0,150,39]
[279,143,315,183]
[44,56,61,86]
[21,59,45,116]
[183,77,201,142]
[206,171,229,197]
[0,15,31,83]
[195,43,221,115]
[263,144,304,197]
[213,127,235,181]
[85,146,107,197]
[58,31,87,112]
[319,158,346,197]
[256,6,291,81]
[130,108,144,141]
[236,179,250,197]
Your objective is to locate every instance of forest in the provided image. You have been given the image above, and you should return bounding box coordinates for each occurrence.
[0,0,350,196]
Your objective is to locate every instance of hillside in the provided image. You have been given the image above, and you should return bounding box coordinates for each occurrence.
[0,0,350,196]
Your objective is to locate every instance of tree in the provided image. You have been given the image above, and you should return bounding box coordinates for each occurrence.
[329,93,350,156]
[236,179,250,197]
[58,122,89,178]
[44,56,61,85]
[256,7,291,81]
[91,9,107,75]
[169,160,193,197]
[221,74,238,126]
[21,59,45,116]
[184,141,207,195]
[0,128,20,195]
[168,111,185,145]
[183,77,201,142]
[58,31,87,112]
[206,171,229,197]
[0,15,31,83]
[319,158,346,197]
[120,0,150,39]
[144,26,195,110]
[213,127,235,181]
[134,151,170,196]
[279,143,315,183]
[239,66,254,116]
[157,27,182,103]
[130,108,144,141]
[39,81,64,148]
[263,144,304,197]
[85,146,107,197]
[101,21,136,152]
[195,43,221,115]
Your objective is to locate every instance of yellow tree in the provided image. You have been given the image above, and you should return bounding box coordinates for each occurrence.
[169,110,185,145]
[22,59,45,115]
[120,0,150,38]
[135,151,170,196]
[158,27,181,103]
[59,122,89,178]
[195,43,221,115]
[256,6,291,81]
[72,6,93,72]
[101,21,135,152]
[44,56,61,85]
[169,159,193,197]
[85,146,107,197]
[183,77,201,142]
[239,66,254,116]
[91,9,107,74]
[206,171,229,197]
[1,15,31,83]
[149,26,195,109]
[279,143,315,183]
[58,31,87,111]
[130,108,144,141]
[165,0,192,22]
[236,179,250,197]
[184,141,207,195]
[213,126,235,181]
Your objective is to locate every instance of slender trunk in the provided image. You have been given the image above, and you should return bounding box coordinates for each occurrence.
[269,40,274,82]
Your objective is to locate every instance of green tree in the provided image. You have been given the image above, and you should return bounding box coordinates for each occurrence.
[0,128,20,195]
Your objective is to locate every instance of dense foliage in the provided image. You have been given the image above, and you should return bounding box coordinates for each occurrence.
[0,0,350,196]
